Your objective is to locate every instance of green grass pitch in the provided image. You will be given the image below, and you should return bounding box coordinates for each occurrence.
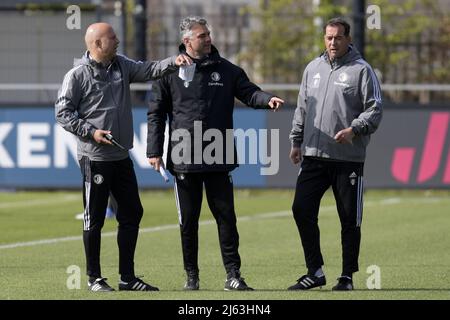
[0,189,449,300]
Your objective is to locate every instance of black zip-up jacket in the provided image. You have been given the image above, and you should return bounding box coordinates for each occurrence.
[147,45,275,173]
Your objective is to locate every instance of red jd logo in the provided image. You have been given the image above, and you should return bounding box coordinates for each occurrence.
[391,112,450,184]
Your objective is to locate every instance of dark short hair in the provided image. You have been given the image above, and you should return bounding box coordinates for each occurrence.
[323,17,351,37]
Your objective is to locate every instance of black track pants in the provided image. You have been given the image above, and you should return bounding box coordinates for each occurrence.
[79,156,143,278]
[173,172,241,274]
[292,157,364,275]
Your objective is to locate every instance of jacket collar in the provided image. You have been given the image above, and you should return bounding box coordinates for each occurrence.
[322,45,362,68]
[75,51,117,78]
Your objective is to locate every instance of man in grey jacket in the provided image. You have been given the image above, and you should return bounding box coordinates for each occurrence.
[288,18,382,291]
[55,22,191,292]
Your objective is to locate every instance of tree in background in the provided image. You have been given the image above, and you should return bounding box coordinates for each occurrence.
[365,0,448,83]
[240,0,449,103]
[239,0,347,84]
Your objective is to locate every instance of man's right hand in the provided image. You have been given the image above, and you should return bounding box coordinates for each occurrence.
[93,129,113,145]
[175,54,192,66]
[148,156,162,171]
[290,147,302,164]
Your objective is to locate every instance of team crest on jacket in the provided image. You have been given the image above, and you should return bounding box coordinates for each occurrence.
[211,72,221,81]
[334,72,350,87]
[112,69,122,81]
[338,72,349,82]
[93,174,104,185]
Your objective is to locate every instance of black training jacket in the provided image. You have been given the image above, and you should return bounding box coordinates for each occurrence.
[147,45,274,173]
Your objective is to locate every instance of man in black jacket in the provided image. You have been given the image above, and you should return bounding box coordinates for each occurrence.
[147,16,284,291]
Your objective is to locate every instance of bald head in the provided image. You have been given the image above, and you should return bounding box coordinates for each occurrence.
[85,23,119,63]
[84,23,111,49]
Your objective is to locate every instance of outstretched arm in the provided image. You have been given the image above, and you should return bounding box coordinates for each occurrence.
[127,54,192,83]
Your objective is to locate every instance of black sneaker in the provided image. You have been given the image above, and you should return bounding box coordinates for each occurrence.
[288,274,326,290]
[224,271,254,291]
[118,277,159,291]
[332,276,353,291]
[88,278,115,292]
[184,272,200,290]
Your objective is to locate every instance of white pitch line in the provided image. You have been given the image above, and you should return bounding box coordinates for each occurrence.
[0,196,446,250]
[0,236,82,249]
[0,194,79,209]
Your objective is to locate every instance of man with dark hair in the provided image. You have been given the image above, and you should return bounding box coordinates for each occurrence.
[147,16,284,291]
[323,17,351,36]
[56,22,191,292]
[288,17,382,291]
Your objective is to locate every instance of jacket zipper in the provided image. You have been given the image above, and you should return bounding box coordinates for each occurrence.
[106,64,121,144]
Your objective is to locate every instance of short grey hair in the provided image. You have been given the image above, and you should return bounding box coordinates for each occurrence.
[179,16,209,40]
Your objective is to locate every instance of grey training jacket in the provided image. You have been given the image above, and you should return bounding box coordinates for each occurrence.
[55,51,177,161]
[290,46,382,163]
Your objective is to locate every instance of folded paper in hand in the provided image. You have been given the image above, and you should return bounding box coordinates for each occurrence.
[159,166,169,182]
[179,63,196,88]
